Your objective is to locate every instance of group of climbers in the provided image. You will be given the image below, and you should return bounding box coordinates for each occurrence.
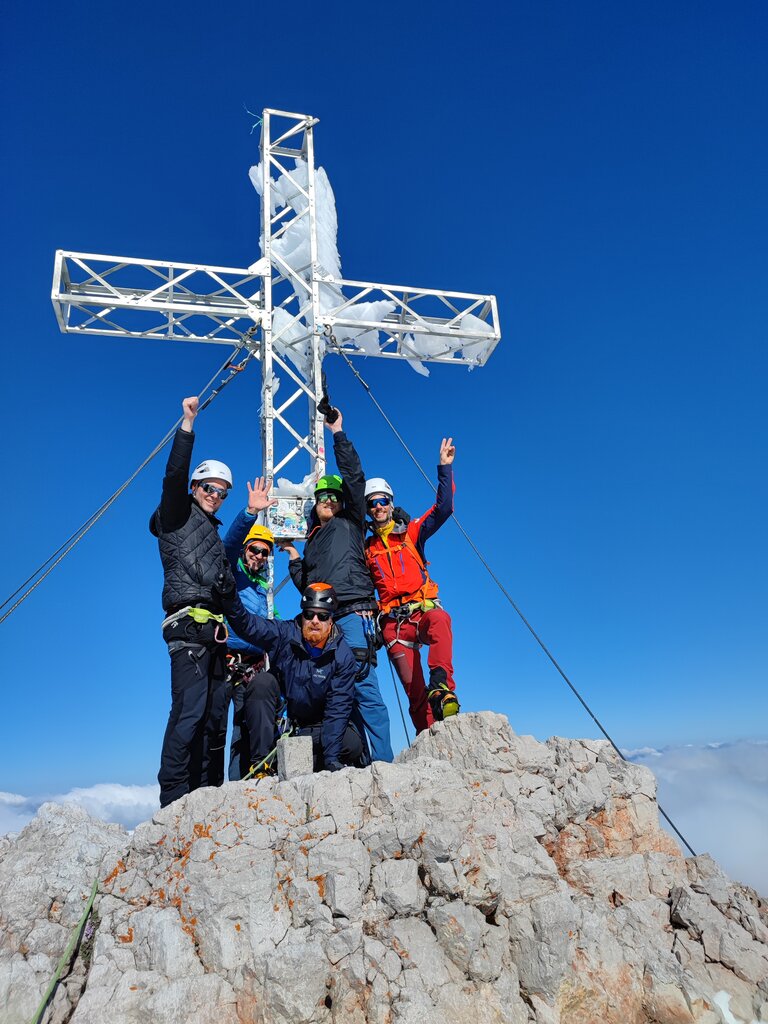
[151,395,459,809]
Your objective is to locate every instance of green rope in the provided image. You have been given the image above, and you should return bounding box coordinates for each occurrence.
[29,876,98,1024]
[242,725,294,781]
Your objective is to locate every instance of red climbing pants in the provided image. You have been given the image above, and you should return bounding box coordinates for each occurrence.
[381,607,456,734]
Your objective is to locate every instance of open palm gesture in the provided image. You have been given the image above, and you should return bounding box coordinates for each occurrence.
[246,477,277,514]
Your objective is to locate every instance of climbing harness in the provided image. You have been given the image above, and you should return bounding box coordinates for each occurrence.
[161,606,228,643]
[381,599,441,652]
[324,325,698,859]
[226,651,265,687]
[1,342,255,627]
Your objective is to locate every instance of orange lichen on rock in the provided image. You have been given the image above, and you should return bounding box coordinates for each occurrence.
[118,926,134,944]
[102,860,127,888]
[546,796,680,880]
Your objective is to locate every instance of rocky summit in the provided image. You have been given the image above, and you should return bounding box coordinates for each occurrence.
[1,713,766,1024]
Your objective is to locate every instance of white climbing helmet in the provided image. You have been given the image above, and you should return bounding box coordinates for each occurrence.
[364,477,394,502]
[190,460,233,488]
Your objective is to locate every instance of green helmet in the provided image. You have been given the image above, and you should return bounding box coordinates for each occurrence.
[314,474,343,498]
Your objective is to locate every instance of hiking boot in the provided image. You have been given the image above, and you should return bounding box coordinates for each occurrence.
[427,668,460,722]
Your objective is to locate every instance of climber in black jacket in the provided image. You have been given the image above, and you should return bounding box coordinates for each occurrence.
[150,395,234,808]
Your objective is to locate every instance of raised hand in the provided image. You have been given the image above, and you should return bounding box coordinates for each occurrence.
[181,396,199,432]
[439,437,456,465]
[325,408,343,434]
[246,477,277,514]
[277,541,301,561]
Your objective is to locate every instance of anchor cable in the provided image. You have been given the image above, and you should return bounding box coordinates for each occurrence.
[0,344,254,626]
[326,330,697,858]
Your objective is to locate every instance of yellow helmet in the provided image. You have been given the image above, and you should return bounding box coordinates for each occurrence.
[243,523,275,550]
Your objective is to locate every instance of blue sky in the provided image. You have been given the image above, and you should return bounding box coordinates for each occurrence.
[1,0,765,826]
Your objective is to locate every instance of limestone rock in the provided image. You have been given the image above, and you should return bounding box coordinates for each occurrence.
[2,712,765,1023]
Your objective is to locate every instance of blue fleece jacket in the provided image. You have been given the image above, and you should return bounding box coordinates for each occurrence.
[222,508,271,655]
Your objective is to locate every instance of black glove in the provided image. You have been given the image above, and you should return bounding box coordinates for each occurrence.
[393,506,410,526]
[213,560,237,605]
[325,759,345,773]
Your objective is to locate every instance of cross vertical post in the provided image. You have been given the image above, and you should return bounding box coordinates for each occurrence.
[50,107,503,615]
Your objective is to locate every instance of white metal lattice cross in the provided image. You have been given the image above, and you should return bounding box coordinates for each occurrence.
[51,108,501,527]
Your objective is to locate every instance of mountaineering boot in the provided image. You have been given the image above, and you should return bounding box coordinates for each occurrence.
[427,667,460,722]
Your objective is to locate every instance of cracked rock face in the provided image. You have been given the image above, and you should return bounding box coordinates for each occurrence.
[2,712,766,1023]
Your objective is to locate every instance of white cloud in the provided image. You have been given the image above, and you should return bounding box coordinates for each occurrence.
[0,783,159,836]
[627,739,768,896]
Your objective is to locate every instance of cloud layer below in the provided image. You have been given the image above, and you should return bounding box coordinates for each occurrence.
[0,783,159,835]
[625,739,768,896]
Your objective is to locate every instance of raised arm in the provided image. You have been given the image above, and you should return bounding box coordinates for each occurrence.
[221,588,283,655]
[223,477,276,565]
[327,411,366,528]
[158,397,198,532]
[410,438,456,555]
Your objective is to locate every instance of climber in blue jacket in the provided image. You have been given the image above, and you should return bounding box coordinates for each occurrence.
[219,477,279,779]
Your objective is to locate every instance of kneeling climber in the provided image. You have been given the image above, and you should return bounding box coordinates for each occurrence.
[364,437,460,734]
[216,575,364,774]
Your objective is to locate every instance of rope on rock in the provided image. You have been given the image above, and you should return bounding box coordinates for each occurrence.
[28,877,98,1024]
[326,328,698,858]
[0,344,254,627]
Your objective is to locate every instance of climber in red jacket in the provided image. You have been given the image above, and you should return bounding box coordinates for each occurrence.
[364,437,460,734]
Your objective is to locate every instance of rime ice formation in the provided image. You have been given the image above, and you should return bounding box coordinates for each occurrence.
[2,713,766,1024]
[248,158,496,377]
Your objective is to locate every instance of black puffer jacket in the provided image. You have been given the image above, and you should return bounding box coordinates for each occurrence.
[288,432,376,615]
[149,428,228,613]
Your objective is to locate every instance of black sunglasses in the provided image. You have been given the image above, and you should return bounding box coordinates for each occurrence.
[367,497,390,509]
[302,610,331,623]
[199,481,228,499]
[246,545,271,558]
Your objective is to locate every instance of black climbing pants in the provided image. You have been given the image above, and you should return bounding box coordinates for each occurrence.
[158,619,229,808]
[297,723,365,772]
[242,673,366,773]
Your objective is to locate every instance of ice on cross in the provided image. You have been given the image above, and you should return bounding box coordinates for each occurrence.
[249,155,496,377]
[50,108,501,527]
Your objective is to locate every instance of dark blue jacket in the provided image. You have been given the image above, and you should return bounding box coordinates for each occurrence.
[224,593,357,763]
[222,508,270,655]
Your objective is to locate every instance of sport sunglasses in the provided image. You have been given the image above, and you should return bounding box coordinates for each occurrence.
[246,544,271,558]
[302,610,332,622]
[199,482,228,499]
[367,497,390,509]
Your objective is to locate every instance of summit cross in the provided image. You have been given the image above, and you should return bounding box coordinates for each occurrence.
[51,108,501,533]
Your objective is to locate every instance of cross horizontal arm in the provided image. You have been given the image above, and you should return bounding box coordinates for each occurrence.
[320,277,501,368]
[52,251,264,345]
